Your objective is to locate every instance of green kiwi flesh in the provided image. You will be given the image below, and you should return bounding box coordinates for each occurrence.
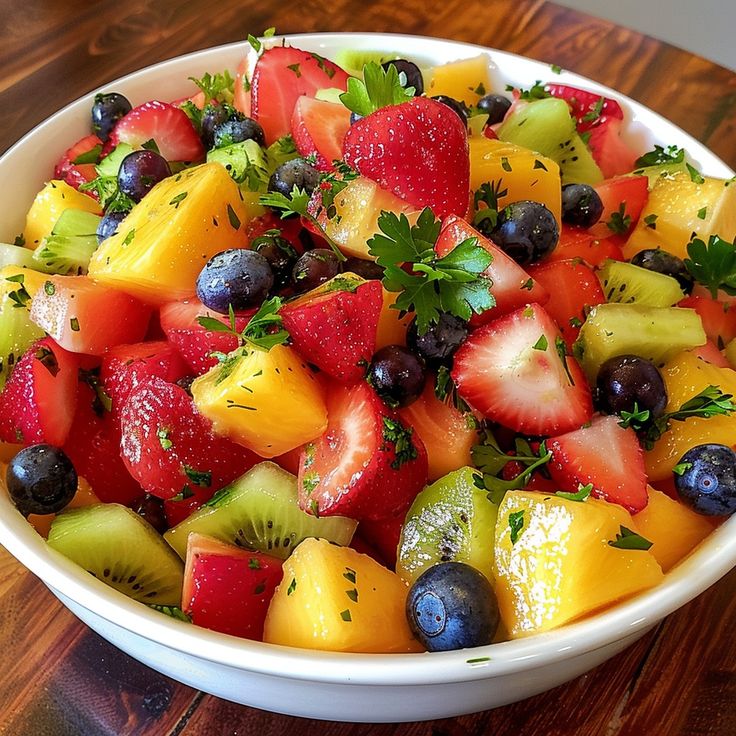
[332,49,400,76]
[396,466,498,585]
[47,503,184,605]
[597,259,685,307]
[163,461,357,560]
[0,281,45,391]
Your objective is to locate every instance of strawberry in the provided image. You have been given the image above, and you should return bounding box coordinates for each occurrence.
[343,97,470,219]
[451,303,593,435]
[587,119,638,179]
[291,96,351,171]
[547,225,624,266]
[109,100,205,162]
[53,134,102,192]
[689,340,731,368]
[251,46,350,144]
[0,337,79,447]
[356,512,405,569]
[280,279,382,383]
[547,414,648,514]
[545,84,624,133]
[678,295,736,349]
[298,381,428,521]
[119,377,258,501]
[590,174,649,239]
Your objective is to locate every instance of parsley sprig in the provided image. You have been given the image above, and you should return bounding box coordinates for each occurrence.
[367,208,494,334]
[188,70,235,104]
[634,144,685,169]
[683,234,736,298]
[472,181,506,236]
[339,62,415,117]
[608,526,653,551]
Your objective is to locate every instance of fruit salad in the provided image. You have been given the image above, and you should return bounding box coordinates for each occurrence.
[1,35,736,655]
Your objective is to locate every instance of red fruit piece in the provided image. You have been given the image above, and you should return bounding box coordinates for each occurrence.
[547,414,648,514]
[587,119,639,179]
[119,377,258,500]
[451,303,593,436]
[343,97,470,219]
[251,46,350,144]
[435,215,549,323]
[110,100,205,162]
[291,96,351,171]
[678,295,736,349]
[183,533,283,640]
[280,279,382,383]
[0,337,79,447]
[590,175,649,239]
[547,225,624,266]
[357,513,405,569]
[527,258,606,349]
[54,134,102,192]
[298,381,428,521]
[545,84,624,133]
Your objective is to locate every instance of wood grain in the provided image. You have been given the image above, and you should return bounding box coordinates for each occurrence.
[0,1,735,734]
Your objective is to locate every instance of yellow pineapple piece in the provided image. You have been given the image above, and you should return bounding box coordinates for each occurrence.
[427,55,492,107]
[375,287,412,348]
[725,337,736,370]
[645,351,736,481]
[469,138,562,227]
[263,537,423,653]
[191,344,327,458]
[634,487,715,572]
[624,172,736,261]
[88,163,261,304]
[23,180,101,249]
[494,491,663,638]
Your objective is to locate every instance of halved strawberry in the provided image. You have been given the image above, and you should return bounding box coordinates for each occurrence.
[280,278,382,383]
[53,134,102,192]
[587,119,639,178]
[451,303,593,435]
[547,414,648,513]
[291,96,351,171]
[251,46,350,144]
[435,215,549,323]
[109,100,205,162]
[298,381,428,521]
[547,225,624,266]
[119,377,258,500]
[344,97,470,219]
[0,337,79,447]
[590,175,649,239]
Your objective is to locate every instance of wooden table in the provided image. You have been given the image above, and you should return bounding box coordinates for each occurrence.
[1,1,735,734]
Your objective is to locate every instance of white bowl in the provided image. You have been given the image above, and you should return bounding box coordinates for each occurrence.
[0,33,735,723]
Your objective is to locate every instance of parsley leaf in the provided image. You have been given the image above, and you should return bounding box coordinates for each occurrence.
[606,203,632,235]
[381,417,418,468]
[555,483,593,502]
[508,510,525,544]
[683,234,736,298]
[581,96,605,124]
[188,70,235,104]
[608,526,653,551]
[634,144,685,168]
[507,81,550,101]
[339,62,415,117]
[472,181,506,236]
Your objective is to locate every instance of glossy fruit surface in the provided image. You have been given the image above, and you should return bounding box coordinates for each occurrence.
[491,200,559,265]
[268,158,321,197]
[561,183,604,228]
[91,92,132,141]
[196,249,274,313]
[630,249,694,294]
[476,93,511,124]
[675,444,736,516]
[292,249,341,292]
[117,150,172,202]
[367,344,426,408]
[212,115,265,148]
[406,313,468,369]
[382,58,424,95]
[596,354,668,418]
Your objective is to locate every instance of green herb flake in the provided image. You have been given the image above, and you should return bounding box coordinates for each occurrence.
[340,609,352,622]
[381,416,418,469]
[509,510,525,545]
[43,281,56,296]
[226,204,241,230]
[582,97,605,124]
[169,192,188,208]
[533,159,548,171]
[466,656,492,664]
[686,163,705,184]
[157,427,173,451]
[608,525,653,551]
[72,144,102,165]
[287,577,297,596]
[511,81,551,101]
[606,203,632,235]
[345,588,359,603]
[550,63,562,74]
[672,461,693,476]
[500,156,512,173]
[248,558,261,570]
[69,317,80,332]
[644,213,658,229]
[170,485,195,502]
[697,207,708,220]
[634,144,685,168]
[532,335,548,351]
[183,465,212,487]
[343,568,357,584]
[556,483,593,502]
[148,605,191,622]
[684,234,736,298]
[286,63,302,78]
[122,229,136,247]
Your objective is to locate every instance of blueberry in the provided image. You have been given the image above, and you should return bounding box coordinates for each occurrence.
[117,150,172,202]
[491,200,559,264]
[268,159,321,198]
[129,493,169,534]
[477,93,512,125]
[367,344,426,408]
[91,92,132,142]
[431,95,470,123]
[675,444,736,516]
[406,562,499,651]
[96,209,129,244]
[596,354,668,418]
[561,183,604,228]
[196,249,274,313]
[291,249,341,293]
[212,114,265,148]
[349,111,363,126]
[200,103,232,149]
[342,256,384,281]
[251,231,299,290]
[6,444,77,517]
[630,249,694,294]
[381,59,424,95]
[407,313,468,369]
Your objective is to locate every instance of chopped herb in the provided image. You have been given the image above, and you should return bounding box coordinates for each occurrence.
[569,316,583,328]
[608,526,653,551]
[13,234,25,247]
[508,510,525,544]
[581,96,605,124]
[339,61,415,117]
[532,335,548,351]
[6,275,31,309]
[509,81,551,101]
[247,34,263,53]
[644,213,658,229]
[533,159,548,171]
[686,163,705,184]
[634,144,685,168]
[44,281,56,296]
[467,656,492,664]
[309,52,336,79]
[522,278,534,290]
[248,558,261,570]
[122,229,136,246]
[226,203,241,230]
[550,63,562,74]
[697,207,707,220]
[287,577,297,596]
[241,296,290,351]
[672,461,693,476]
[555,336,575,385]
[501,156,512,172]
[345,588,359,602]
[170,485,195,502]
[343,568,356,584]
[340,609,352,622]
[381,417,418,468]
[183,465,212,487]
[683,234,736,298]
[555,483,593,502]
[157,427,173,451]
[473,82,487,95]
[472,180,506,235]
[169,192,188,208]
[606,203,631,235]
[79,368,112,415]
[72,144,102,165]
[148,605,191,622]
[70,317,80,332]
[286,63,302,77]
[35,346,59,377]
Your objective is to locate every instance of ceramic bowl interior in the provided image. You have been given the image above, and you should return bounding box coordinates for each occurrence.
[0,32,734,723]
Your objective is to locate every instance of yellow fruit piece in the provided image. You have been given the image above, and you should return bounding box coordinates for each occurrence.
[427,55,492,107]
[263,537,423,653]
[634,487,715,572]
[645,351,736,481]
[494,491,663,638]
[725,337,736,370]
[624,172,736,261]
[469,138,562,227]
[0,443,22,463]
[191,344,327,458]
[375,288,412,348]
[88,163,260,304]
[23,180,101,249]
[0,264,47,299]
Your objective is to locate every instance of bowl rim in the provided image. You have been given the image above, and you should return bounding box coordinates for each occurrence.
[1,30,735,689]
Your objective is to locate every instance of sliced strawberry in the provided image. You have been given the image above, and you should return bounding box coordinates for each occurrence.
[0,338,79,447]
[547,225,625,266]
[435,215,549,323]
[587,119,639,178]
[545,84,624,133]
[590,175,649,239]
[233,55,253,117]
[280,279,382,383]
[53,134,102,192]
[109,100,205,162]
[291,96,351,171]
[251,46,350,144]
[298,381,428,521]
[527,258,606,349]
[547,414,648,513]
[451,303,593,436]
[678,295,736,349]
[344,97,470,219]
[183,533,283,640]
[356,512,405,569]
[119,377,258,500]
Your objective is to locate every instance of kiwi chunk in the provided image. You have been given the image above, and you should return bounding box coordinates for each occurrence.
[574,303,706,381]
[597,259,684,307]
[163,461,357,560]
[0,243,37,270]
[48,503,184,605]
[332,49,400,76]
[497,97,603,185]
[396,466,498,585]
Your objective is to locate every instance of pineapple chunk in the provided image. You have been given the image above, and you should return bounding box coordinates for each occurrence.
[191,344,327,458]
[427,55,492,107]
[375,287,412,348]
[263,537,423,653]
[624,172,736,260]
[494,491,663,637]
[87,163,261,304]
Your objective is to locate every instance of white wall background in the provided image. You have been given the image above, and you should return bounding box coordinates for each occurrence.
[555,0,736,71]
